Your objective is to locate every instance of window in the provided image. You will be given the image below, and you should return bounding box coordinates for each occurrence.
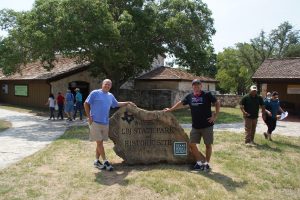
[14,85,28,96]
[287,85,300,94]
[2,84,8,94]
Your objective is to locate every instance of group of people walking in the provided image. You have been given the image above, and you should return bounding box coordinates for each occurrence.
[54,79,285,172]
[240,86,285,144]
[46,88,83,121]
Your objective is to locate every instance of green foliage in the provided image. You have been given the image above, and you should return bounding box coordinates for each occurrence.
[0,120,12,132]
[0,0,216,91]
[270,21,300,57]
[217,21,300,94]
[216,48,251,94]
[284,44,300,57]
[173,107,243,124]
[158,0,216,76]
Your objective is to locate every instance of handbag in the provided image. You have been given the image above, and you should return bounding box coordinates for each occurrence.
[55,104,59,111]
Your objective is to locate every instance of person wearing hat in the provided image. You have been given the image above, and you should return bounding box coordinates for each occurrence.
[73,88,83,120]
[164,79,220,172]
[240,85,265,145]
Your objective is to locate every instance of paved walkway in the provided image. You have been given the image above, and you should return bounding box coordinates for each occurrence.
[181,117,300,137]
[0,108,299,170]
[0,108,86,170]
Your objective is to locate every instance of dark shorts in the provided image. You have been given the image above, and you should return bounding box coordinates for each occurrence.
[190,126,214,145]
[266,116,277,134]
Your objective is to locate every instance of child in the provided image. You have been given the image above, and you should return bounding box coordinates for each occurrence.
[46,93,56,120]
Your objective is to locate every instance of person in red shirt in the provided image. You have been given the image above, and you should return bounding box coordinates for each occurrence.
[56,92,65,120]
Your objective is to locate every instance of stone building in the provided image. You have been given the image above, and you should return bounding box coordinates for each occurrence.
[134,66,218,91]
[118,66,219,110]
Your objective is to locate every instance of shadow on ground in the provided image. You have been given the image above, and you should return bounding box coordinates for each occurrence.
[94,162,247,192]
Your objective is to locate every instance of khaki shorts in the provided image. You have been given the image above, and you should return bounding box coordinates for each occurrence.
[190,126,214,145]
[89,122,109,141]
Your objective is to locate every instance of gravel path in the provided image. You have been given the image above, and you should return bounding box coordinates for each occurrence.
[0,108,85,170]
[181,118,300,137]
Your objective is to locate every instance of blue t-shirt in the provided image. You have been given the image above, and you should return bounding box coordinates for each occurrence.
[264,98,280,119]
[85,89,119,125]
[65,92,74,102]
[75,92,83,102]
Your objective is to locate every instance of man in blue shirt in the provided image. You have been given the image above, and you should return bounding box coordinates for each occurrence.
[263,91,284,141]
[65,89,74,121]
[84,79,135,171]
[73,88,83,120]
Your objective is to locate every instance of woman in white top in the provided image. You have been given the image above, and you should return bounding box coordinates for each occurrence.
[46,93,56,120]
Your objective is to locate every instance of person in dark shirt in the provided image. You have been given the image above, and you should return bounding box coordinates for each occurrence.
[164,79,220,171]
[263,91,284,141]
[240,85,265,145]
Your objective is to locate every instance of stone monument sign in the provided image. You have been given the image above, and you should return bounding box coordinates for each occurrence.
[109,105,195,164]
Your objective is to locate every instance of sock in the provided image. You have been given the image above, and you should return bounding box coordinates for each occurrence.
[197,161,203,166]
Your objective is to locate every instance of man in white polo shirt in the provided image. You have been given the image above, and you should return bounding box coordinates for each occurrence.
[84,79,135,171]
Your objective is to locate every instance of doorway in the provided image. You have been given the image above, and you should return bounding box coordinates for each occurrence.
[68,81,90,102]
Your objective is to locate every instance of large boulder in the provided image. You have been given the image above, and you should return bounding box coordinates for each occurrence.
[109,105,195,164]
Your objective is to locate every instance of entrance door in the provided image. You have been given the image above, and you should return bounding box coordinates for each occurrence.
[69,81,89,102]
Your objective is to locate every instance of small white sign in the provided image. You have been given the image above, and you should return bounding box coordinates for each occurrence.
[287,85,300,94]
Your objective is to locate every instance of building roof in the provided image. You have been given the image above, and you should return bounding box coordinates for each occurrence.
[136,66,218,83]
[252,57,300,81]
[0,57,89,81]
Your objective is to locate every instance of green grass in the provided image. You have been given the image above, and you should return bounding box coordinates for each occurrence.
[173,107,243,124]
[0,104,243,124]
[0,104,49,117]
[1,126,299,200]
[0,120,12,132]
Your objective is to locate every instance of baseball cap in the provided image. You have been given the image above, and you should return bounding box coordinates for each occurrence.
[250,85,257,91]
[75,88,80,91]
[192,79,201,85]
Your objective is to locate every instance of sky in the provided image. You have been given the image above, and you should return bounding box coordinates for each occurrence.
[0,0,300,53]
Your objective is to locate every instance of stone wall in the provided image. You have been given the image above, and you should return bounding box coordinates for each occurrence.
[119,89,172,110]
[50,70,99,95]
[216,94,242,107]
[119,89,242,110]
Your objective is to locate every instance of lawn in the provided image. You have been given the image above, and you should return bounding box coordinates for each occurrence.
[0,104,243,124]
[0,120,11,132]
[0,104,49,117]
[173,106,243,124]
[1,126,299,200]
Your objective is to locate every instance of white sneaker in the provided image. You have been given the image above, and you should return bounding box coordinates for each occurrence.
[93,160,103,169]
